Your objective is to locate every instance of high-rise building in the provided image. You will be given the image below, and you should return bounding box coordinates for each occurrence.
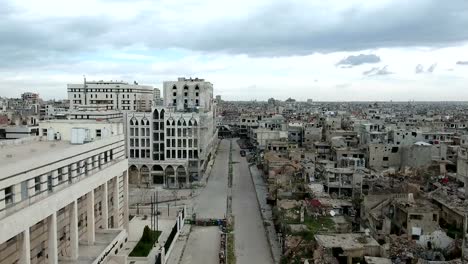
[67,79,156,112]
[125,77,217,188]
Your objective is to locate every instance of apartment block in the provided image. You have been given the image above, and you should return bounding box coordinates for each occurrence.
[0,123,129,264]
[125,78,217,188]
[68,80,155,112]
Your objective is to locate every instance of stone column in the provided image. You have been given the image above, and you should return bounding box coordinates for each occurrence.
[40,174,48,194]
[27,179,35,198]
[113,176,120,228]
[48,212,58,264]
[123,171,129,231]
[14,183,22,203]
[86,190,95,245]
[51,170,59,192]
[62,166,69,184]
[19,229,31,264]
[99,153,105,168]
[102,182,109,229]
[93,155,99,172]
[70,163,77,183]
[69,200,79,260]
[86,157,93,175]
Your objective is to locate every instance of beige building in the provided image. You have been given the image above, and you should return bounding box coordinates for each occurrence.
[125,77,218,188]
[68,80,155,112]
[0,122,129,264]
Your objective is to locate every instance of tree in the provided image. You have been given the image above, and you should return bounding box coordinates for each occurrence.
[141,225,152,243]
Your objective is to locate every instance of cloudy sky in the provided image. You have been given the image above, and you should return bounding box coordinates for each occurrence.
[1,0,468,101]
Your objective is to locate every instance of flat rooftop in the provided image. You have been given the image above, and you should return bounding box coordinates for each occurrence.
[59,230,124,264]
[0,139,72,168]
[1,135,124,179]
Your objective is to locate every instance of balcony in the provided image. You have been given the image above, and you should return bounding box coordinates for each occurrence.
[0,157,126,222]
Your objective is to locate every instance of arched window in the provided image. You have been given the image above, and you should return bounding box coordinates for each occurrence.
[177,119,182,126]
[183,85,189,90]
[172,85,177,90]
[160,109,165,119]
[153,109,159,119]
[130,119,134,126]
[195,85,200,90]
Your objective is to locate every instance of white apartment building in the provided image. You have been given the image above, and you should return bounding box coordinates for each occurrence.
[125,78,217,188]
[68,80,156,112]
[0,123,129,264]
[154,88,162,106]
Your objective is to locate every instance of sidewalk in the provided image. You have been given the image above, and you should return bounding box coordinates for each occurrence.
[249,164,282,264]
[165,223,192,264]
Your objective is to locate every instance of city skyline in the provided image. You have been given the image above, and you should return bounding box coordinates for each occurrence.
[1,0,468,101]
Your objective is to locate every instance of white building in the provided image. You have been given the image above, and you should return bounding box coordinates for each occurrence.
[68,79,155,112]
[162,77,213,112]
[154,88,162,106]
[125,78,217,188]
[0,122,129,264]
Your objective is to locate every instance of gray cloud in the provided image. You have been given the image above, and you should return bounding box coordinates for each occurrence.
[457,61,468,65]
[0,0,467,68]
[337,54,381,66]
[363,65,392,76]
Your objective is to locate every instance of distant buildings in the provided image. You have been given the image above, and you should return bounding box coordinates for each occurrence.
[67,79,156,111]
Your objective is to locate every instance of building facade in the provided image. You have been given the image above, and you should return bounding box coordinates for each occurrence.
[125,78,217,188]
[0,126,129,264]
[67,80,155,112]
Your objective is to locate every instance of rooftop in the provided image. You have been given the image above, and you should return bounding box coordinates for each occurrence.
[0,135,124,179]
[0,137,72,168]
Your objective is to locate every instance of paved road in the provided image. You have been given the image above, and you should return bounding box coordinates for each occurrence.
[232,140,274,264]
[180,139,229,264]
[192,139,229,219]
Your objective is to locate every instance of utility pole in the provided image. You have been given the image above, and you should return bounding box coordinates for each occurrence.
[156,191,159,233]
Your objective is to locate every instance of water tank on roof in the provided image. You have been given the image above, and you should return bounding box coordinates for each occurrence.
[47,128,55,141]
[71,128,87,144]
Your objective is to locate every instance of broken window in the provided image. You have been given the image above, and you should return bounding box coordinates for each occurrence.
[410,214,423,220]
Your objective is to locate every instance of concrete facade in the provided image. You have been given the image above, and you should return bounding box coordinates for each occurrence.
[0,130,129,264]
[68,80,154,112]
[125,78,217,188]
